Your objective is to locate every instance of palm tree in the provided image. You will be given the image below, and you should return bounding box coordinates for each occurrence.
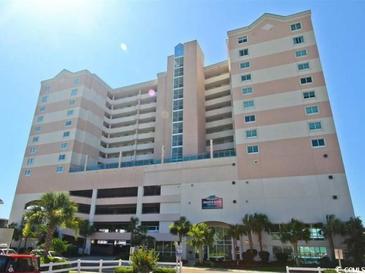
[279,218,310,265]
[169,216,191,244]
[23,192,79,254]
[242,214,255,250]
[251,213,271,252]
[128,217,140,247]
[343,217,365,265]
[227,224,244,262]
[187,223,215,263]
[322,215,344,261]
[79,219,96,254]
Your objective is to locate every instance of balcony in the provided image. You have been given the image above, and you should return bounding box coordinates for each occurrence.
[206,118,233,129]
[205,95,232,108]
[205,106,232,118]
[205,72,230,86]
[206,129,234,140]
[69,149,236,173]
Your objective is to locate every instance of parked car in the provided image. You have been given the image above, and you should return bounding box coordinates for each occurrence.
[0,249,17,255]
[30,249,66,260]
[0,254,40,273]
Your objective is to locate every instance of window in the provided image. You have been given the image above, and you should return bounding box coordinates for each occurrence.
[144,186,161,196]
[64,120,72,127]
[303,90,316,99]
[97,187,138,198]
[60,142,68,150]
[174,67,183,77]
[73,78,80,85]
[239,48,249,56]
[298,62,310,70]
[296,49,308,57]
[293,36,304,44]
[173,99,183,110]
[241,87,253,95]
[290,22,302,31]
[238,36,247,44]
[241,74,252,81]
[312,138,326,148]
[58,154,66,161]
[39,106,46,112]
[173,88,183,99]
[172,135,183,146]
[245,129,257,138]
[95,204,137,215]
[172,147,183,159]
[245,115,256,123]
[70,89,78,96]
[63,131,70,138]
[69,99,76,105]
[24,169,32,176]
[247,145,259,154]
[32,136,39,143]
[173,77,183,88]
[173,122,183,134]
[34,126,41,132]
[243,100,255,109]
[240,62,250,69]
[36,116,44,123]
[174,57,184,68]
[300,76,313,84]
[29,147,37,154]
[172,111,183,122]
[305,106,319,115]
[41,96,48,103]
[67,109,74,116]
[309,121,322,130]
[27,158,34,166]
[56,166,64,173]
[309,228,324,240]
[142,203,160,214]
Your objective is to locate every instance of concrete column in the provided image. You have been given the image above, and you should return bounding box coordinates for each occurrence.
[84,189,97,255]
[161,145,165,163]
[210,139,213,159]
[83,155,88,172]
[136,186,143,219]
[118,151,122,168]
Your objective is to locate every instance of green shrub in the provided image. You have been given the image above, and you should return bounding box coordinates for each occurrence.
[51,238,69,255]
[154,267,176,273]
[274,252,289,263]
[259,251,270,263]
[65,244,79,257]
[114,266,133,273]
[131,247,159,273]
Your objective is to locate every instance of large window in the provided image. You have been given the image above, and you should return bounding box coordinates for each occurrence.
[241,74,252,82]
[247,145,259,154]
[95,204,137,215]
[305,106,319,115]
[300,76,313,84]
[173,77,183,89]
[311,138,326,148]
[241,87,253,95]
[245,129,257,138]
[243,100,255,109]
[308,121,322,131]
[97,187,138,198]
[173,122,183,134]
[172,111,183,122]
[239,48,249,56]
[173,88,183,99]
[245,115,256,123]
[238,36,247,44]
[303,90,315,99]
[144,186,161,196]
[290,22,302,31]
[142,203,160,214]
[293,35,304,44]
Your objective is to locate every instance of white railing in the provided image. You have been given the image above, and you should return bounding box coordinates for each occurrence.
[286,266,324,273]
[41,259,182,273]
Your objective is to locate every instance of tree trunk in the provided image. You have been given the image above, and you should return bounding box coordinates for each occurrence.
[248,232,254,250]
[17,238,22,251]
[44,226,55,255]
[292,242,299,266]
[199,246,204,263]
[258,231,263,252]
[231,237,236,261]
[328,234,336,261]
[24,237,29,250]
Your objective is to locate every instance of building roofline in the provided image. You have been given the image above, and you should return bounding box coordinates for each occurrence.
[227,10,311,36]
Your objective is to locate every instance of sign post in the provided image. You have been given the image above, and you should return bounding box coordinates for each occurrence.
[334,249,343,268]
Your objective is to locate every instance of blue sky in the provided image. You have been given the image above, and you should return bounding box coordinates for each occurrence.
[0,0,364,222]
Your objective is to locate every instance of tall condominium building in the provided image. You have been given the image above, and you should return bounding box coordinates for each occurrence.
[10,10,354,261]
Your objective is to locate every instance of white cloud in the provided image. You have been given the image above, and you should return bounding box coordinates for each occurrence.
[120,42,128,51]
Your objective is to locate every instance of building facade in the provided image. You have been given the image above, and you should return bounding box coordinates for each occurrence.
[10,10,354,262]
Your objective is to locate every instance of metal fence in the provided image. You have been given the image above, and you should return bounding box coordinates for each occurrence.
[41,259,182,273]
